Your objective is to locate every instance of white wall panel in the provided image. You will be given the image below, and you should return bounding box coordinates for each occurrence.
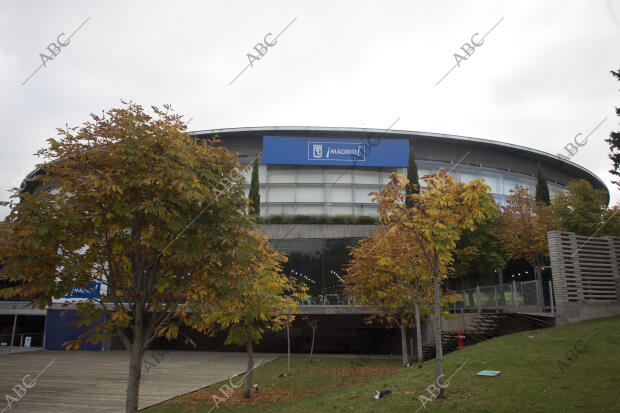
[269,186,295,202]
[296,205,325,215]
[326,169,351,184]
[296,186,324,203]
[331,187,353,203]
[354,170,379,184]
[353,187,374,203]
[297,168,324,183]
[269,168,295,183]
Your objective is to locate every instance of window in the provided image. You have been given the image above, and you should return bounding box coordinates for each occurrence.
[482,173,501,194]
[503,177,521,195]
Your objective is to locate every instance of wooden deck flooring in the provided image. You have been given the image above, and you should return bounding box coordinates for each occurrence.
[0,350,278,412]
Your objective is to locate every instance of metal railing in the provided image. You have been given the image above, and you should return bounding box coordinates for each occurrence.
[0,332,44,353]
[300,294,355,305]
[297,280,556,315]
[450,280,555,314]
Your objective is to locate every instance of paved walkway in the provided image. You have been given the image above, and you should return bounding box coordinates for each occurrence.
[0,350,279,413]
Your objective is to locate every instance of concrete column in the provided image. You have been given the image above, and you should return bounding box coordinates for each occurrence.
[9,314,18,352]
[497,268,505,306]
[264,164,270,216]
[512,280,517,312]
[548,280,555,315]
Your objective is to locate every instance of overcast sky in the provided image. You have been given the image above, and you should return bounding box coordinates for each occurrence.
[1,0,619,218]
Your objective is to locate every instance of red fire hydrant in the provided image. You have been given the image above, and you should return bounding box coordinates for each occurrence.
[457,330,465,350]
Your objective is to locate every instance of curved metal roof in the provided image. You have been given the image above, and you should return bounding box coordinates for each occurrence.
[191,125,608,195]
[20,126,608,198]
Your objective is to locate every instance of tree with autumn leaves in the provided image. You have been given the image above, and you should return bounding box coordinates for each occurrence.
[196,231,306,399]
[405,170,496,398]
[347,171,495,398]
[346,224,434,368]
[0,103,297,413]
[346,174,441,368]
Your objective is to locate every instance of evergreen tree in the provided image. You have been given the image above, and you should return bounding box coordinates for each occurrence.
[535,162,550,205]
[605,69,620,189]
[249,157,260,216]
[405,142,419,208]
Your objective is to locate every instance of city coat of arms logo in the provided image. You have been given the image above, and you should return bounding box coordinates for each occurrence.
[312,144,323,158]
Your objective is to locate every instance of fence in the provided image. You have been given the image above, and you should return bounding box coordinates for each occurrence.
[0,332,44,353]
[298,280,553,314]
[450,280,554,314]
[300,294,354,305]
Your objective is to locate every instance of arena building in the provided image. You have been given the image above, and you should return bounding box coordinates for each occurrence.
[1,126,608,355]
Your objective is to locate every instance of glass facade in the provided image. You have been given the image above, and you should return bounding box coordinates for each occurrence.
[241,159,566,216]
[272,238,358,304]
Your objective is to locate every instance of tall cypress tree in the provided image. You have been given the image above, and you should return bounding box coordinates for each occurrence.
[535,162,550,205]
[406,141,419,208]
[605,69,620,189]
[249,157,260,216]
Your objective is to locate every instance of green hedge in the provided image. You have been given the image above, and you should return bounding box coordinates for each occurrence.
[257,214,378,225]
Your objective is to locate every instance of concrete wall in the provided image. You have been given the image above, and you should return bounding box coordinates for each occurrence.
[441,312,479,331]
[260,224,375,239]
[554,302,620,326]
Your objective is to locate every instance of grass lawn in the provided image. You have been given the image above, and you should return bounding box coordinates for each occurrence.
[145,316,620,412]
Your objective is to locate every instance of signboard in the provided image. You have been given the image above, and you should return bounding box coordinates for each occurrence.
[262,136,409,167]
[54,282,104,303]
[63,283,101,299]
[24,336,31,348]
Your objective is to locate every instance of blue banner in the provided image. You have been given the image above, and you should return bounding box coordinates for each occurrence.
[62,283,101,299]
[262,136,409,167]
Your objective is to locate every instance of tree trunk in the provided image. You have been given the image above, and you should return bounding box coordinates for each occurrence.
[243,339,254,399]
[433,269,445,399]
[287,320,291,376]
[309,323,316,362]
[125,344,145,413]
[535,265,544,312]
[125,309,145,413]
[399,321,409,367]
[414,301,423,368]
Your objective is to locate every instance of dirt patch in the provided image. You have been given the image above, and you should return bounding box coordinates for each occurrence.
[323,365,401,381]
[170,365,400,410]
